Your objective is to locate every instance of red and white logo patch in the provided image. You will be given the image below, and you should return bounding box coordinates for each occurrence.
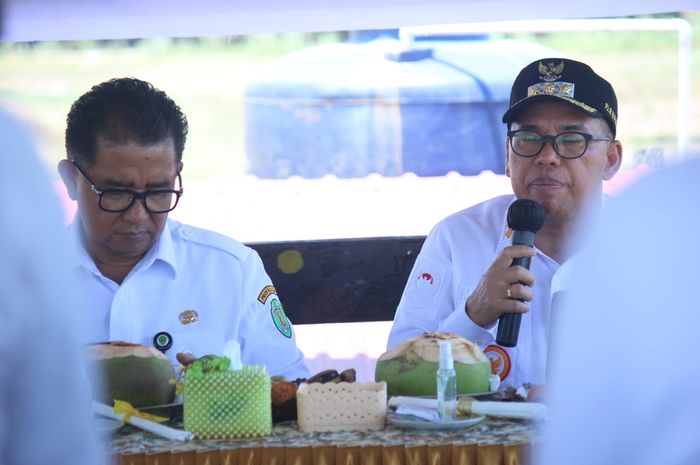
[418,272,433,285]
[484,344,512,381]
[406,261,447,307]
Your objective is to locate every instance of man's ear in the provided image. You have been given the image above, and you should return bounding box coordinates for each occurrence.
[57,159,78,200]
[602,140,623,181]
[177,161,184,173]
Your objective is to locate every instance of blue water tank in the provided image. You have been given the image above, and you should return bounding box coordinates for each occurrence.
[244,38,556,178]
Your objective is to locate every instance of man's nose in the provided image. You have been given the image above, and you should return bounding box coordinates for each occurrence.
[121,198,151,221]
[535,139,561,166]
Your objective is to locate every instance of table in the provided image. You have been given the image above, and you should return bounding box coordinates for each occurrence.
[107,417,539,465]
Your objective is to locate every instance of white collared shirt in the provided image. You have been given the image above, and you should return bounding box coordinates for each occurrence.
[388,194,561,388]
[70,216,310,381]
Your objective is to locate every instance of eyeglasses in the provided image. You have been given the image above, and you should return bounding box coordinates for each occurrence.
[507,130,613,159]
[72,162,183,213]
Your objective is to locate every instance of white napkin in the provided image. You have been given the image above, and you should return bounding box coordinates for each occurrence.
[223,340,243,371]
[394,405,442,422]
[93,401,194,442]
[388,396,438,410]
[489,374,501,392]
[388,396,547,421]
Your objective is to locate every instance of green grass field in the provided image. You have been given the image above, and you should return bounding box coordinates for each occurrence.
[0,13,697,182]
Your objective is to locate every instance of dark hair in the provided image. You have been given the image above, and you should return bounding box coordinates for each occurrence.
[65,77,188,168]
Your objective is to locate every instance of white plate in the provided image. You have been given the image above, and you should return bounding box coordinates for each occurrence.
[93,417,124,435]
[404,391,499,401]
[459,390,500,398]
[387,413,485,430]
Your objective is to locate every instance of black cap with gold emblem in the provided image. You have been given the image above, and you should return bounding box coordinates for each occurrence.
[502,58,618,136]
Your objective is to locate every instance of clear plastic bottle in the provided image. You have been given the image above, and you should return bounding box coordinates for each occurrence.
[437,340,457,420]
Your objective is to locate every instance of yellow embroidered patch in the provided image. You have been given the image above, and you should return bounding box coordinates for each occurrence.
[257,285,277,304]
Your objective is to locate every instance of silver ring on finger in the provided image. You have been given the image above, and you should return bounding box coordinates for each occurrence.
[506,286,512,299]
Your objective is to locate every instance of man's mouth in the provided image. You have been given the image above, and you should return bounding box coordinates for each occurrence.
[530,177,564,190]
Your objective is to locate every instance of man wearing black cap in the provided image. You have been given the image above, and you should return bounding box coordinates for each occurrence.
[388,58,623,389]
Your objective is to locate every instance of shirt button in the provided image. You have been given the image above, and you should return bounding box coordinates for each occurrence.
[182,228,194,237]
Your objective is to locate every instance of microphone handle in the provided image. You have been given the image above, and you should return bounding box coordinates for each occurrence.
[511,256,532,269]
[496,313,521,348]
[495,253,533,347]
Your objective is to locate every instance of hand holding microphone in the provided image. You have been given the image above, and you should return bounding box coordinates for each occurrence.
[496,199,546,347]
[464,246,535,328]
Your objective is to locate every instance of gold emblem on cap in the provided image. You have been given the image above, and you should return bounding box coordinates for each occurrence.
[538,61,564,81]
[565,98,597,114]
[604,102,617,124]
[527,82,575,99]
[179,309,199,325]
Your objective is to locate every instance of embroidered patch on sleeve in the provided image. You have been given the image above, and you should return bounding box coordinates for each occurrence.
[270,298,292,338]
[484,344,512,381]
[257,285,277,304]
[405,260,448,307]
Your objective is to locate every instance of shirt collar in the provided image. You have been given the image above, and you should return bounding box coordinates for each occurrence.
[68,214,178,279]
[133,219,178,279]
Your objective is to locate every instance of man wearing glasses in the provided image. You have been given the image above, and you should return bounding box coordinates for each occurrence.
[388,58,623,389]
[58,78,309,381]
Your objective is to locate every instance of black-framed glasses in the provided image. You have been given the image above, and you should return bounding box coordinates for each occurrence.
[507,130,613,159]
[72,162,183,213]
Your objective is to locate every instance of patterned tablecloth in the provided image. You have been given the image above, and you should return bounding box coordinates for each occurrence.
[107,416,540,465]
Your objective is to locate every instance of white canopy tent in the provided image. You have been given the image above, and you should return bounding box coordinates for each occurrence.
[2,0,698,41]
[4,0,694,158]
[1,0,696,383]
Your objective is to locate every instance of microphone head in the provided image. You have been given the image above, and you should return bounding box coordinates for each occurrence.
[507,199,546,233]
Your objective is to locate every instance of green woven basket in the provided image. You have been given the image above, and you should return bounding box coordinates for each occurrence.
[183,365,272,439]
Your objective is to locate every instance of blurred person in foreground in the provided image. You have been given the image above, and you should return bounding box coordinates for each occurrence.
[539,157,700,465]
[0,108,100,464]
[57,77,309,380]
[388,58,623,388]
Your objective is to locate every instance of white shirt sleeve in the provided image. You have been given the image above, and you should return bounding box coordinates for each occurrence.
[237,249,310,381]
[388,219,495,349]
[437,297,495,346]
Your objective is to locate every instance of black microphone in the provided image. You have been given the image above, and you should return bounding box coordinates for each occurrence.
[496,199,546,347]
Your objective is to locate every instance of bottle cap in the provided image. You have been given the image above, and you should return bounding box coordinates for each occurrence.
[438,340,454,370]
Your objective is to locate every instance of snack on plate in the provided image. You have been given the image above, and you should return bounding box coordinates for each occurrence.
[375,332,491,396]
[305,368,356,384]
[500,383,548,402]
[271,378,298,423]
[296,381,387,432]
[271,379,297,405]
[181,356,271,439]
[84,341,176,408]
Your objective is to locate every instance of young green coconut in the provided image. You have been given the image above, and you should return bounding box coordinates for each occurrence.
[375,332,491,396]
[85,342,176,408]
